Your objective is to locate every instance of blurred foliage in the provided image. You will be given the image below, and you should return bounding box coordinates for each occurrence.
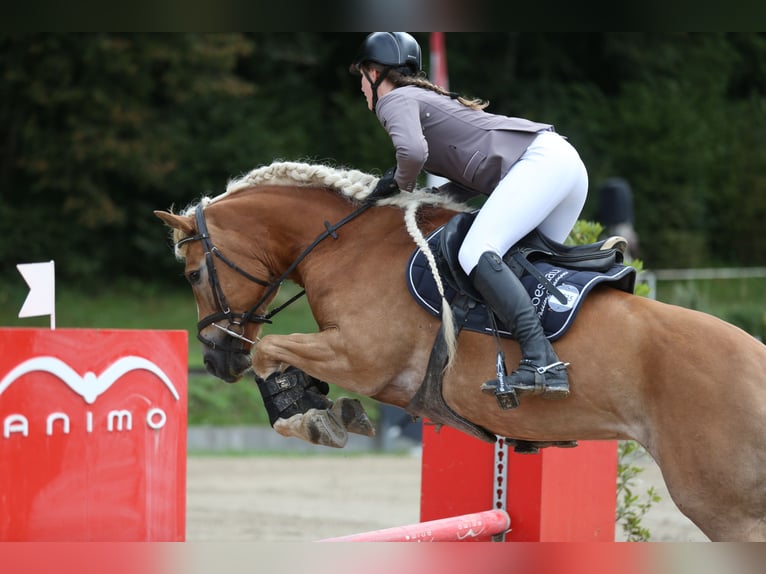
[568,219,650,297]
[616,440,662,542]
[2,33,765,286]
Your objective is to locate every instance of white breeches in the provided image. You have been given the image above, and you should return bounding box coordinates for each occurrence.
[458,130,589,275]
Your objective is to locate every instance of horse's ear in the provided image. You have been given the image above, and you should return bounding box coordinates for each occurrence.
[154,210,194,235]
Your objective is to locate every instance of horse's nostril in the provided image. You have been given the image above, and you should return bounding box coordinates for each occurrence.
[203,358,215,375]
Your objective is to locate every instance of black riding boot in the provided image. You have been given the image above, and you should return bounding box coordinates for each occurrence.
[471,251,570,400]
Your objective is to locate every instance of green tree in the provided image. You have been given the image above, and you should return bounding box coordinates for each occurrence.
[0,33,255,282]
[2,33,765,286]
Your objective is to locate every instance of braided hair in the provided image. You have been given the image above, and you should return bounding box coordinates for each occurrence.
[364,63,489,111]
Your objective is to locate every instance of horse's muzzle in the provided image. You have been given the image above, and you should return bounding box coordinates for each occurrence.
[202,346,252,383]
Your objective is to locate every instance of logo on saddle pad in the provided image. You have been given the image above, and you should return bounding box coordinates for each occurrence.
[546,283,580,313]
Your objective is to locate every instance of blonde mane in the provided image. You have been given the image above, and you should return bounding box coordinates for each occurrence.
[179,160,469,368]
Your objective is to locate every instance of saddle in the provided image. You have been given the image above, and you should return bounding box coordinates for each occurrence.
[436,211,628,304]
[405,211,636,451]
[407,212,635,342]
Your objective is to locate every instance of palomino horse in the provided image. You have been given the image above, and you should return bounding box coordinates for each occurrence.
[156,162,766,541]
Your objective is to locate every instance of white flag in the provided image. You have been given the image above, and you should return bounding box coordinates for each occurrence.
[17,261,56,329]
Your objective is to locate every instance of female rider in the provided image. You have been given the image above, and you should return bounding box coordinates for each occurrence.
[353,32,590,403]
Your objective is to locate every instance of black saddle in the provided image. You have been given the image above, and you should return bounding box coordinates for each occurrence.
[436,211,627,303]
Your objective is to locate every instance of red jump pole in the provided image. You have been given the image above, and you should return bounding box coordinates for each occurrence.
[320,509,510,542]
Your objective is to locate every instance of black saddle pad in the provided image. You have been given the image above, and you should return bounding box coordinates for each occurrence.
[407,226,636,341]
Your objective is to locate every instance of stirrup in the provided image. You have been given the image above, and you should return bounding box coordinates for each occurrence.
[481,377,520,410]
[480,352,520,410]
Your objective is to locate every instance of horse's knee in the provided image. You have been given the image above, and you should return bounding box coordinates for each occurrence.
[250,336,281,376]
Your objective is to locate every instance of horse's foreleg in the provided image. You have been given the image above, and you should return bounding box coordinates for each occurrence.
[253,331,376,447]
[253,330,356,386]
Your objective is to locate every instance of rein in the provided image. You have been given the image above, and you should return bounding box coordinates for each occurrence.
[177,200,374,353]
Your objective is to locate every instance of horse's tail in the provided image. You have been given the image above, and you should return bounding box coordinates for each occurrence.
[403,202,458,371]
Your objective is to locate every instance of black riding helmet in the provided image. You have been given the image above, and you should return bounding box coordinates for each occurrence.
[350,32,422,111]
[349,32,422,75]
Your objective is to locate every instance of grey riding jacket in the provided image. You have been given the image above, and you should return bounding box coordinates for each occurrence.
[375,85,553,195]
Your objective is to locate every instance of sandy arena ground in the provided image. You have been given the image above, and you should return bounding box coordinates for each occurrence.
[186,451,708,542]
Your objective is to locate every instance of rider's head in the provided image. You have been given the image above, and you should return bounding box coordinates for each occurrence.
[350,32,422,111]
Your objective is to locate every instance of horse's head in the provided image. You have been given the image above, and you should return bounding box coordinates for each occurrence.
[155,161,467,383]
[155,202,282,383]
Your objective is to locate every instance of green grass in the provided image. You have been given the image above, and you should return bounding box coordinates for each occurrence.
[654,277,766,339]
[0,277,314,367]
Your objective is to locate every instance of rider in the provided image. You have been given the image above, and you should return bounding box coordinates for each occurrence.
[351,32,590,402]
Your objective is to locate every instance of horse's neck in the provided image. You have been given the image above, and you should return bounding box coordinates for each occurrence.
[213,186,454,286]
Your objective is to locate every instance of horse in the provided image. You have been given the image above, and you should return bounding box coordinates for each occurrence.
[155,161,766,541]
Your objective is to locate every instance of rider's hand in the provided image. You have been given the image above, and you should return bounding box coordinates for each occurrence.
[366,167,400,202]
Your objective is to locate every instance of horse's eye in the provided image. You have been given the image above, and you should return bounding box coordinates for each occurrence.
[187,270,202,284]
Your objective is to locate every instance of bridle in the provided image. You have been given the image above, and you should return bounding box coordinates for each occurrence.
[176,201,373,354]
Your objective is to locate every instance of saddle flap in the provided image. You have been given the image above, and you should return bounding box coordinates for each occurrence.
[437,211,481,300]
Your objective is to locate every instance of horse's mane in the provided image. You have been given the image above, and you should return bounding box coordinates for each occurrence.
[176,160,467,368]
[223,161,469,211]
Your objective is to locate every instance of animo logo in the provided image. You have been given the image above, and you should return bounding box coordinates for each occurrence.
[0,355,181,439]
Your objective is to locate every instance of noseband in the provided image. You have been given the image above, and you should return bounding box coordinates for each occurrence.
[176,200,373,354]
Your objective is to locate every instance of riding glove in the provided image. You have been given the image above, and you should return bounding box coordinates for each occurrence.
[366,167,399,201]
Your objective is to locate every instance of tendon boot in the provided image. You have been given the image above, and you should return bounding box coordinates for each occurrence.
[255,366,332,426]
[471,251,570,403]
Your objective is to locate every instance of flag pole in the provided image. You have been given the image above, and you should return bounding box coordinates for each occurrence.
[49,260,56,330]
[427,33,450,189]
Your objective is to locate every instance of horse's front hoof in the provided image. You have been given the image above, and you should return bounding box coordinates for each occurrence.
[333,397,376,437]
[273,410,348,448]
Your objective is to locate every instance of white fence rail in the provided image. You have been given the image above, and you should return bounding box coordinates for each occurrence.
[641,267,766,301]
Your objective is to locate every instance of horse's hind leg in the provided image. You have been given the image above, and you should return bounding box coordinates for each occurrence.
[654,435,766,541]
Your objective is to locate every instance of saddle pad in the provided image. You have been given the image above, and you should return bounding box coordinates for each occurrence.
[407,226,637,342]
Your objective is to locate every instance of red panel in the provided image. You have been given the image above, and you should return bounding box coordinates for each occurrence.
[0,328,187,541]
[536,442,618,541]
[420,421,617,541]
[420,424,495,522]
